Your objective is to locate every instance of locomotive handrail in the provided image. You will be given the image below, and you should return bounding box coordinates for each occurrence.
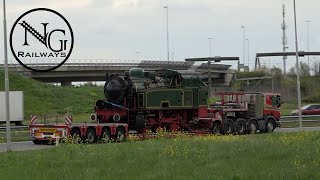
[103,100,129,110]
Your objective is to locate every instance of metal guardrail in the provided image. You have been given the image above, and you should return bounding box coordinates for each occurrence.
[0,126,28,131]
[280,115,320,123]
[0,59,159,68]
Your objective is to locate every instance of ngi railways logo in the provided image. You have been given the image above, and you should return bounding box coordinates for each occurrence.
[10,8,74,72]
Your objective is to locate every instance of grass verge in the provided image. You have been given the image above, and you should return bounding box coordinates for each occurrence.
[0,130,29,142]
[0,71,104,123]
[0,132,320,179]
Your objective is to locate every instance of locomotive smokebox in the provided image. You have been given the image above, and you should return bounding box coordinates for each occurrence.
[104,75,128,103]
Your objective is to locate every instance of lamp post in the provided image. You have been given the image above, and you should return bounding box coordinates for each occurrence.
[305,20,311,68]
[293,0,302,131]
[208,37,213,57]
[2,0,11,151]
[241,25,246,66]
[246,38,249,69]
[163,6,169,62]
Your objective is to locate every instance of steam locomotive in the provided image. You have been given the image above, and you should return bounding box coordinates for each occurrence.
[94,68,281,134]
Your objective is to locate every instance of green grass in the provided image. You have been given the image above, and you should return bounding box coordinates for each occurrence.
[281,103,297,115]
[0,130,29,142]
[0,132,319,179]
[0,71,104,123]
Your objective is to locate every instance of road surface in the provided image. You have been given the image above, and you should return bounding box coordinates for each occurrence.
[275,126,320,133]
[0,141,54,153]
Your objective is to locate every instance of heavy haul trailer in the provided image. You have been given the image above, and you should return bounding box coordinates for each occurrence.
[29,121,128,144]
[211,92,281,134]
[29,67,282,144]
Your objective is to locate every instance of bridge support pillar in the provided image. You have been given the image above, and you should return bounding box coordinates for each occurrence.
[61,81,72,86]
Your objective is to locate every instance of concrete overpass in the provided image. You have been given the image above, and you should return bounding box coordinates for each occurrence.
[2,59,235,86]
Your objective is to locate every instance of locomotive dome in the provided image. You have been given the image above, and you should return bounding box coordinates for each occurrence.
[129,68,145,78]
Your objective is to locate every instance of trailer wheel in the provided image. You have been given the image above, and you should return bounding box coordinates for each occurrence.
[86,129,97,144]
[266,119,275,133]
[235,119,246,135]
[33,140,41,145]
[223,120,234,135]
[33,140,49,145]
[248,120,258,134]
[212,122,222,135]
[71,129,81,143]
[101,128,111,143]
[116,128,126,142]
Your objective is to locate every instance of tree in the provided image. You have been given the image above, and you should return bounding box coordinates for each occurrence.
[270,66,283,79]
[311,60,320,76]
[286,62,310,77]
[288,67,296,76]
[299,62,310,76]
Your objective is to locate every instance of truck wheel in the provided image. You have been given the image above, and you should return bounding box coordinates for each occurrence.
[86,129,97,144]
[223,120,234,135]
[33,140,41,145]
[248,120,258,134]
[212,122,222,135]
[116,128,126,142]
[266,120,275,133]
[71,129,81,143]
[235,119,246,135]
[101,128,111,143]
[33,140,49,145]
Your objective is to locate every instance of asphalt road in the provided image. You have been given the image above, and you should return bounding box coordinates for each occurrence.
[275,126,320,133]
[0,126,320,153]
[0,141,54,153]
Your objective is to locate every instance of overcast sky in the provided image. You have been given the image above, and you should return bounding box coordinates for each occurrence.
[1,0,320,70]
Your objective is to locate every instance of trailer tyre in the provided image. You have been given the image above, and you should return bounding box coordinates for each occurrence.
[266,119,275,133]
[101,128,111,143]
[224,120,234,135]
[33,140,41,145]
[235,119,246,135]
[212,122,222,135]
[71,129,81,143]
[86,129,97,144]
[33,140,49,145]
[116,128,126,142]
[248,120,258,134]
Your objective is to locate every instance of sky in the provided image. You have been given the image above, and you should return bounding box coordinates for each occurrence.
[1,0,320,71]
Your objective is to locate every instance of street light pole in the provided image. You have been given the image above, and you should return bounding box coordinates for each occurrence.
[305,20,311,68]
[293,0,303,131]
[163,6,169,62]
[246,38,249,69]
[2,0,11,151]
[208,37,213,57]
[241,25,246,66]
